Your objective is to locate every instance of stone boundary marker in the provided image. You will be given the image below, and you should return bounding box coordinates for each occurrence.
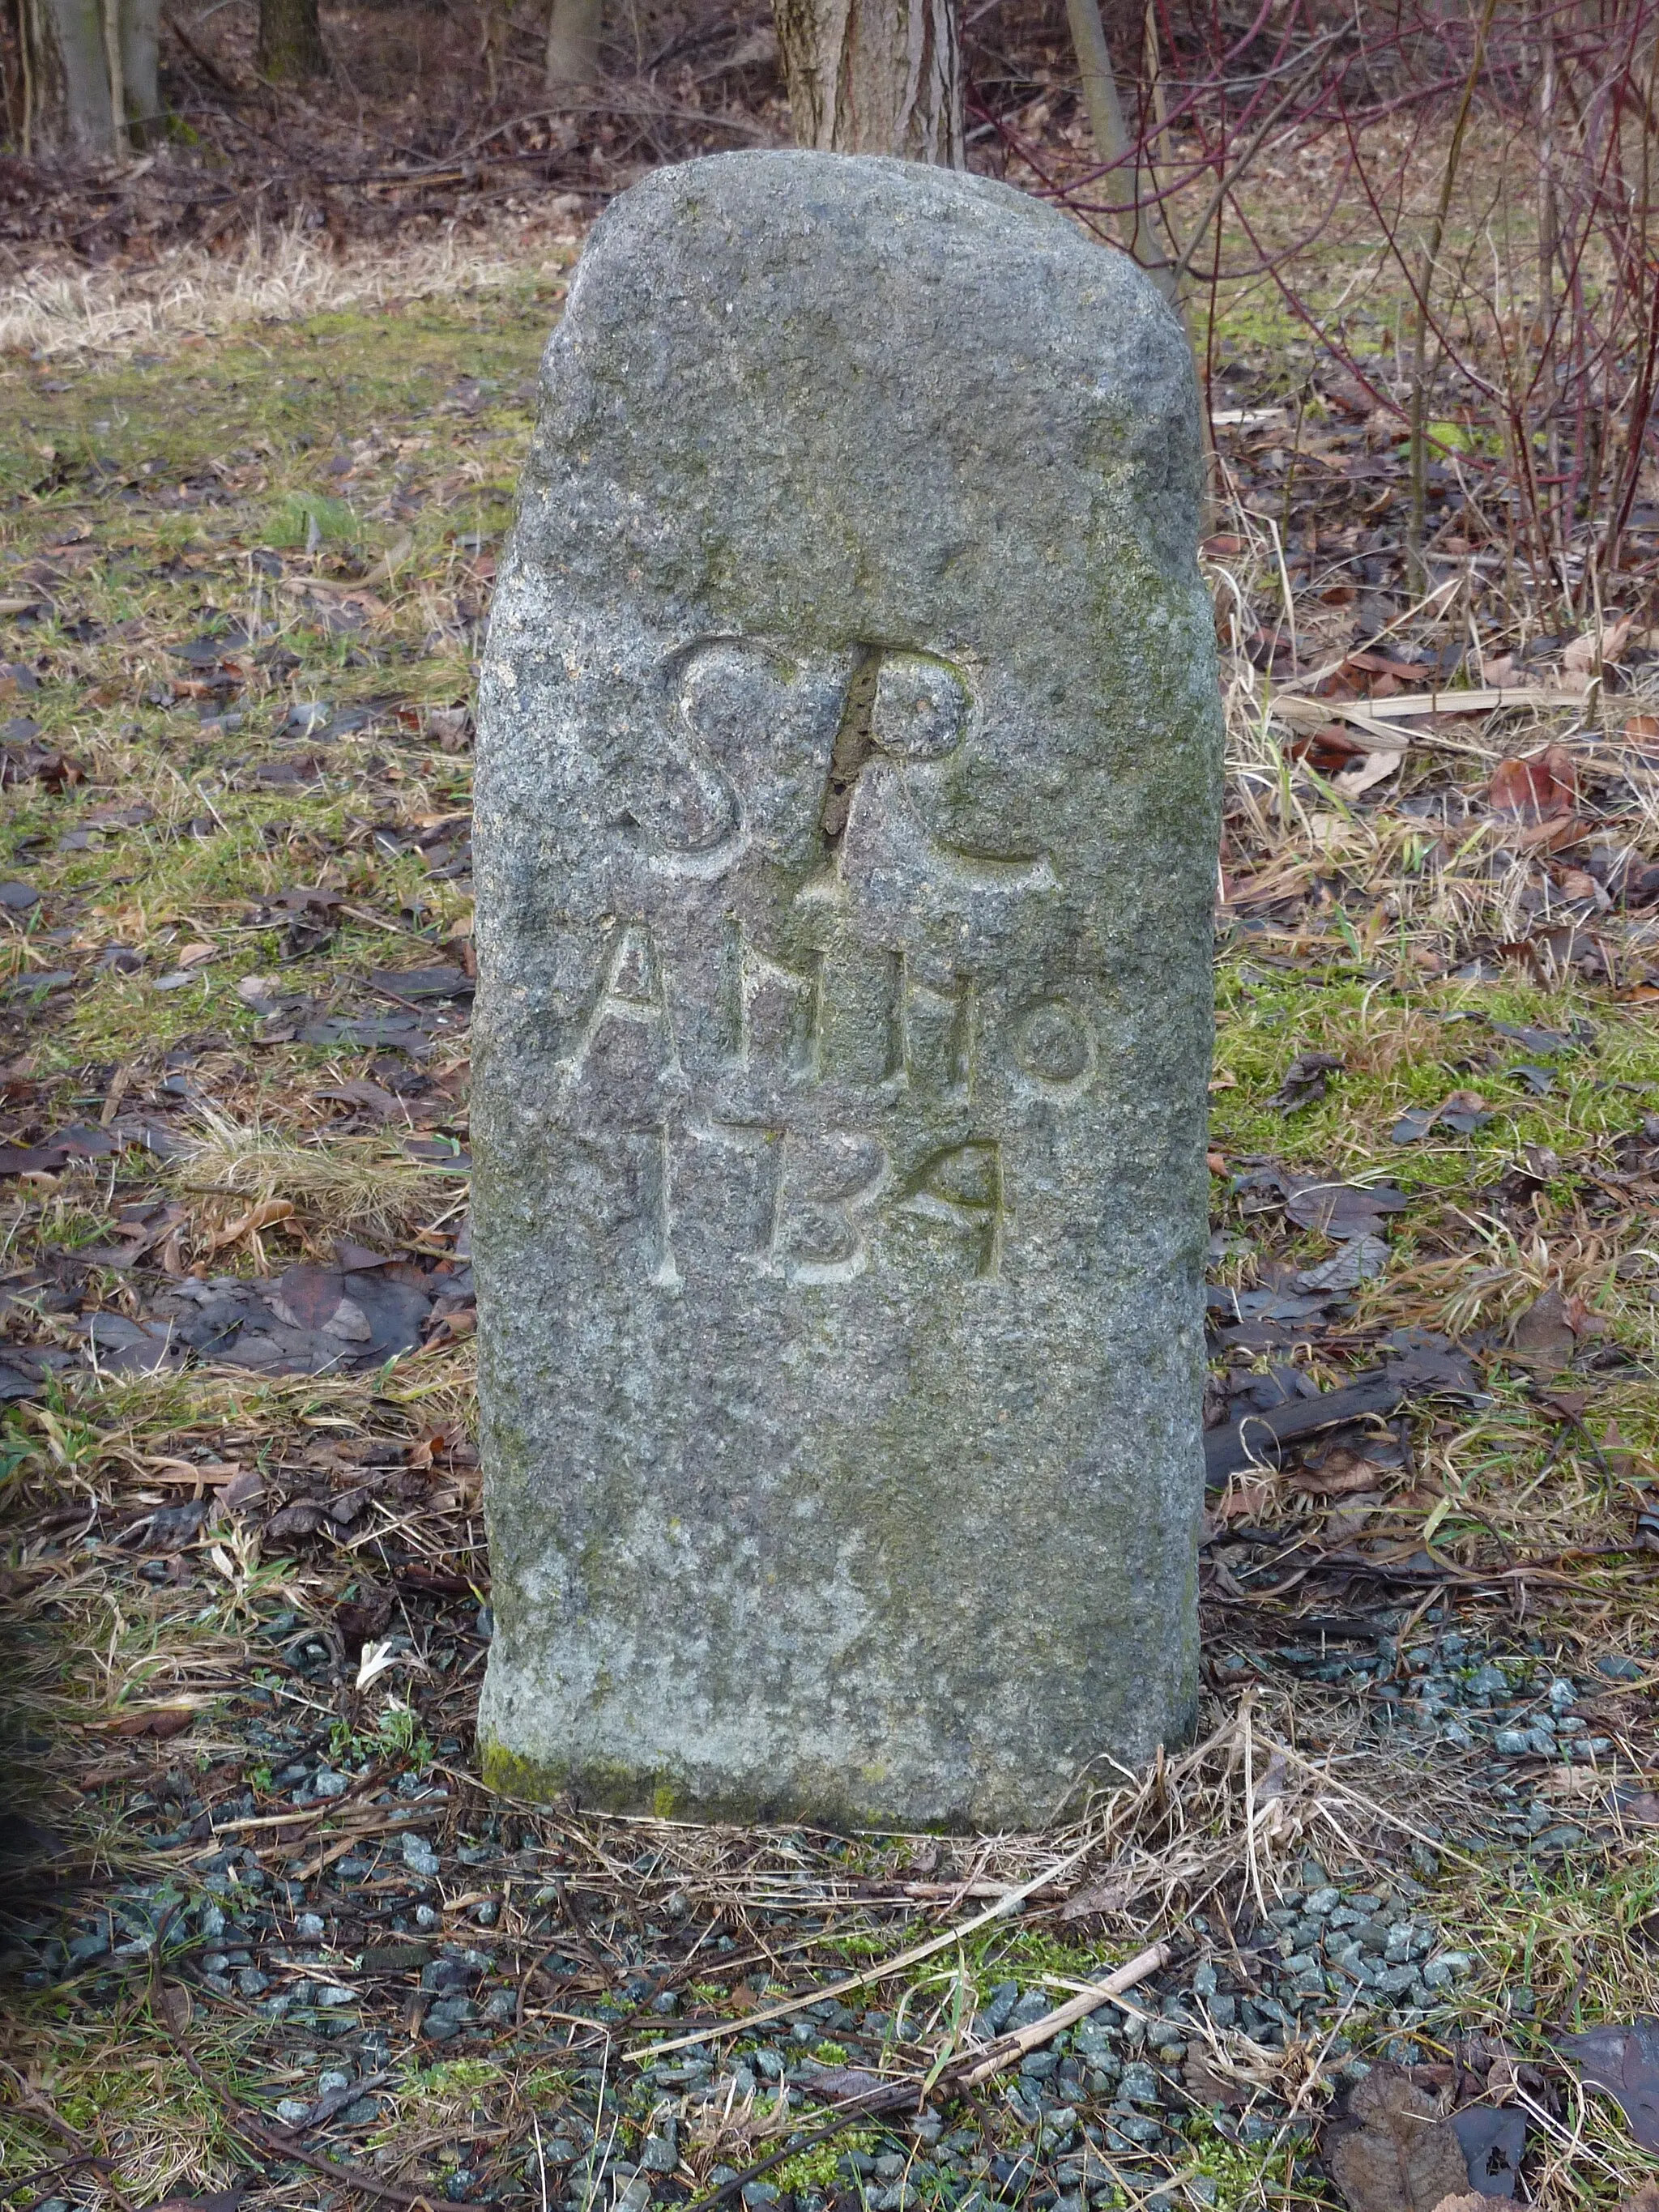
[473,150,1222,1829]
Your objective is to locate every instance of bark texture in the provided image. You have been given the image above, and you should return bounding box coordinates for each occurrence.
[774,0,962,164]
[257,0,326,81]
[120,0,160,138]
[35,0,117,155]
[544,0,603,85]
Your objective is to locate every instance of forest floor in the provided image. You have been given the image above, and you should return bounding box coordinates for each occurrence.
[2,173,1659,2212]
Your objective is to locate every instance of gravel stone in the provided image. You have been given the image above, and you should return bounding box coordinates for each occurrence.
[403,1833,440,1876]
[1117,2063,1159,2106]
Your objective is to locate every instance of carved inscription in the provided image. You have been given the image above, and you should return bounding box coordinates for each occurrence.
[721,919,825,1079]
[560,923,680,1087]
[1009,995,1097,1100]
[555,920,1100,1287]
[634,637,1058,898]
[884,953,976,1102]
[638,1123,1007,1288]
[572,620,1096,1287]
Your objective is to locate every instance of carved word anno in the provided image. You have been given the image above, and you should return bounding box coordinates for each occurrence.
[558,922,1097,1103]
[630,1123,1005,1289]
[636,637,1056,897]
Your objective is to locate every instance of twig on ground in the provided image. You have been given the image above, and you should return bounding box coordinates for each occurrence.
[629,1838,1101,2065]
[697,1945,1170,2212]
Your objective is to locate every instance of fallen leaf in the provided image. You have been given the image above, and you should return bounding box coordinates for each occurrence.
[1324,1494,1384,1543]
[1183,2050,1252,2107]
[105,1705,198,1739]
[805,2065,889,2100]
[316,1079,406,1119]
[369,965,473,1001]
[1489,745,1578,825]
[1296,1233,1389,1291]
[268,1263,345,1332]
[1328,2062,1471,2212]
[1448,2106,1525,2197]
[1561,614,1633,676]
[1209,1474,1276,1524]
[1270,1051,1344,1111]
[1285,1178,1409,1238]
[205,1197,294,1253]
[1291,1449,1397,1496]
[1507,1288,1579,1372]
[1557,2017,1659,2150]
[1337,748,1406,798]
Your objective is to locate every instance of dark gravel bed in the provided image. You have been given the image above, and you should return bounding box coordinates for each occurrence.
[5,1597,1651,2210]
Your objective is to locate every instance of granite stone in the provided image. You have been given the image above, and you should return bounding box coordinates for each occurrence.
[472,148,1222,1827]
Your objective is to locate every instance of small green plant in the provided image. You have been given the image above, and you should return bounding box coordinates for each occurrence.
[812,2039,850,2065]
[407,2057,502,2100]
[1179,2112,1300,2212]
[521,2065,576,2103]
[266,492,355,548]
[328,1703,432,1772]
[825,1934,892,1962]
[771,2128,881,2193]
[960,1926,1120,1997]
[374,1703,434,1768]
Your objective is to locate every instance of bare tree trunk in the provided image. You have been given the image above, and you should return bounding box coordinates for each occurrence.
[121,0,160,139]
[258,0,326,82]
[35,0,116,154]
[773,0,962,164]
[1062,0,1175,300]
[100,0,128,154]
[544,0,602,85]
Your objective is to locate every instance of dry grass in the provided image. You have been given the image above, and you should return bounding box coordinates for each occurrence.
[173,1103,462,1245]
[0,212,584,360]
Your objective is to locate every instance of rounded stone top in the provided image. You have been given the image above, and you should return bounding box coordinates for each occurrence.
[578,146,1179,337]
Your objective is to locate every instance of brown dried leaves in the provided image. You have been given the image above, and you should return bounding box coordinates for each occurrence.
[1328,2065,1473,2212]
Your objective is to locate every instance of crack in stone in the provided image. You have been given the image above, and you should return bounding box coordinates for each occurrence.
[816,644,883,851]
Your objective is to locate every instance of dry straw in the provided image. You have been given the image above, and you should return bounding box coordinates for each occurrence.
[0,217,575,359]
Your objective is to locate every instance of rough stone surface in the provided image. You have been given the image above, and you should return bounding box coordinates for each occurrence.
[472,148,1222,1828]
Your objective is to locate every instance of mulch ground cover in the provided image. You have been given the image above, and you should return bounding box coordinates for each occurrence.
[2,226,1659,2212]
